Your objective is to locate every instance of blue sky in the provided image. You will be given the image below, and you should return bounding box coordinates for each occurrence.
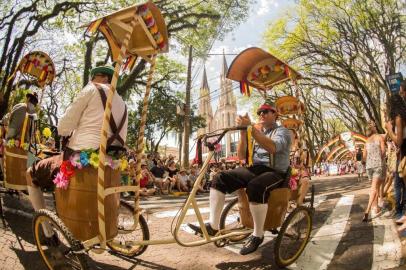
[163,0,295,148]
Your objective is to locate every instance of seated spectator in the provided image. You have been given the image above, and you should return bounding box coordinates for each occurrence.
[189,165,205,193]
[140,162,156,196]
[177,168,189,192]
[150,159,169,194]
[165,160,178,193]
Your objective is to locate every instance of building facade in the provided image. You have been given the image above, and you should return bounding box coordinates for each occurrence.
[197,53,239,159]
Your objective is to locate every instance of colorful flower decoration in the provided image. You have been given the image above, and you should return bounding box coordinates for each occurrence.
[6,139,15,148]
[22,143,29,150]
[69,153,82,169]
[53,172,69,190]
[120,159,128,171]
[42,127,52,138]
[137,4,167,51]
[89,152,99,168]
[53,149,128,189]
[80,152,89,167]
[60,160,75,178]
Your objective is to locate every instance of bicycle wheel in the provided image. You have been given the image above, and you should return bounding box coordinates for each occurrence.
[219,198,250,242]
[32,209,88,270]
[274,206,312,267]
[107,200,150,257]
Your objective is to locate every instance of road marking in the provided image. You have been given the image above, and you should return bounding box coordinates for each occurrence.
[289,195,354,270]
[371,215,402,270]
[155,207,210,218]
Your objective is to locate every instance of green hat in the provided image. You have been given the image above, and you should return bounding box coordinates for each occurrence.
[90,65,115,78]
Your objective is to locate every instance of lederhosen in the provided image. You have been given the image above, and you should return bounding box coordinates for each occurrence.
[212,126,290,204]
[30,86,127,189]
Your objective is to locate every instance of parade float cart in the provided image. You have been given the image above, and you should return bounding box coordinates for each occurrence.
[224,47,314,267]
[32,2,167,269]
[2,51,55,191]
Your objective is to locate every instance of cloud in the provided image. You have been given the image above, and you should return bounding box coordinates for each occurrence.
[256,0,279,16]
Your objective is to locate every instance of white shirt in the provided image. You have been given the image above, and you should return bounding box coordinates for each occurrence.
[57,82,128,151]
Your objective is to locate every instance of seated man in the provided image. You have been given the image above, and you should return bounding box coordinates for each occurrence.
[189,103,291,255]
[150,159,169,194]
[5,92,38,140]
[26,65,128,243]
[177,168,190,192]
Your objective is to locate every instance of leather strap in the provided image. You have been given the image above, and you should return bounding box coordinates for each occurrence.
[96,86,127,149]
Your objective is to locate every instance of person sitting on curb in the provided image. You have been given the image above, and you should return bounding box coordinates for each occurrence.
[26,65,128,245]
[188,103,291,255]
[177,168,190,192]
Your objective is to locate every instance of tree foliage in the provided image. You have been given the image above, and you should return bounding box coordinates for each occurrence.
[263,0,406,158]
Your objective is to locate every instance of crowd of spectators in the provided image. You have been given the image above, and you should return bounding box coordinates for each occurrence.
[120,152,242,197]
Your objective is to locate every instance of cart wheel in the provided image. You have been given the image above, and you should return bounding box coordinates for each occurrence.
[107,200,150,257]
[274,206,312,267]
[32,209,88,270]
[219,198,250,242]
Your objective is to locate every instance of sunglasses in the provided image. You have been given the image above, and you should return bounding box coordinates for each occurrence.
[257,109,276,116]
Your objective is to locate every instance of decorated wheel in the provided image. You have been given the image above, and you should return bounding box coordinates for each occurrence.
[219,198,251,242]
[106,200,150,257]
[274,206,312,267]
[32,209,88,270]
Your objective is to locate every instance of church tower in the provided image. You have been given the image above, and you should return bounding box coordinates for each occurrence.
[213,51,238,157]
[197,66,213,137]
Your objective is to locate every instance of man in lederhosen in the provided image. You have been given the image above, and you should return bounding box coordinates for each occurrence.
[26,65,128,244]
[189,103,291,255]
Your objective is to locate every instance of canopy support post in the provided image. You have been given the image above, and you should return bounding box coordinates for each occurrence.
[133,55,157,226]
[96,10,138,250]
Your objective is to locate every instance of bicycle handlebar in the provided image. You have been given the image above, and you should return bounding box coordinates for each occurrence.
[201,126,247,149]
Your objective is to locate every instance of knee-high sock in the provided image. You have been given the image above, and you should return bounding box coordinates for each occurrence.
[28,186,53,237]
[249,203,268,237]
[209,188,225,230]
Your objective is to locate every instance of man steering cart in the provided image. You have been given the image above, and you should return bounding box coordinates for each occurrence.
[189,102,291,255]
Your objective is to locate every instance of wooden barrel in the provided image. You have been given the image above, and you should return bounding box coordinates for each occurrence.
[290,189,299,201]
[4,146,28,190]
[55,166,120,242]
[238,187,290,230]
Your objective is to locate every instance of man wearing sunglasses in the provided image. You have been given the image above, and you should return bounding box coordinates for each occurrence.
[189,102,291,255]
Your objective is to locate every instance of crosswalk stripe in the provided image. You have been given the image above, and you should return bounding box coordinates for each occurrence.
[289,195,354,270]
[155,207,210,218]
[371,215,402,269]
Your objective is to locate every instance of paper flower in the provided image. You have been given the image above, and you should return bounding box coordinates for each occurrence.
[60,160,75,178]
[42,127,52,138]
[69,153,82,169]
[53,171,69,189]
[7,139,15,147]
[110,159,119,170]
[104,155,113,167]
[80,152,89,167]
[120,159,128,171]
[89,152,99,168]
[22,143,29,150]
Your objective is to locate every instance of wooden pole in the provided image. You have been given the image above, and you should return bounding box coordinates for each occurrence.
[96,13,138,249]
[182,45,193,169]
[134,55,157,224]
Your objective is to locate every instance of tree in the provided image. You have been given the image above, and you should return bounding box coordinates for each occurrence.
[127,89,205,153]
[263,0,405,143]
[0,0,103,118]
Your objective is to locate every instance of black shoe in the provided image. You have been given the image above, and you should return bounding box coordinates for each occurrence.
[240,235,264,255]
[188,222,218,236]
[362,213,369,222]
[40,234,60,247]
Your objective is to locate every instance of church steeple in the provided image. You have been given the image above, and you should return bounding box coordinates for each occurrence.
[197,66,213,137]
[219,51,235,108]
[200,66,210,94]
[221,49,228,78]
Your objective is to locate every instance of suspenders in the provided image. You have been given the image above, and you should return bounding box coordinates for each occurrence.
[96,86,127,148]
[252,127,278,169]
